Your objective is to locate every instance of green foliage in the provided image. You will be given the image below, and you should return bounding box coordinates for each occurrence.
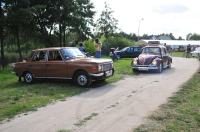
[84,39,95,54]
[102,35,135,54]
[188,33,200,40]
[0,0,95,67]
[95,2,118,37]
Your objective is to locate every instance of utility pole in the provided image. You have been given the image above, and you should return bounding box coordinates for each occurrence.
[137,18,144,41]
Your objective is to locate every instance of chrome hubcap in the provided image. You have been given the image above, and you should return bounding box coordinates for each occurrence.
[77,75,88,86]
[25,73,32,83]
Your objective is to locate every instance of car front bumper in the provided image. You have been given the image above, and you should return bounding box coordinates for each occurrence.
[132,65,158,71]
[89,69,114,80]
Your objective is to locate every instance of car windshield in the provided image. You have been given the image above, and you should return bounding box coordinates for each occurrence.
[195,47,200,51]
[61,48,86,59]
[142,47,161,55]
[121,47,128,52]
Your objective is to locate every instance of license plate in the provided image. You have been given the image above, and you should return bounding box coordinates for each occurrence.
[138,67,148,71]
[105,70,113,77]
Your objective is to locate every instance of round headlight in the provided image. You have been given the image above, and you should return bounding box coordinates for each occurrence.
[133,59,138,65]
[98,65,103,71]
[111,63,114,68]
[152,60,157,65]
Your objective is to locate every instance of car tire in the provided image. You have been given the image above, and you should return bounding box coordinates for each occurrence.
[23,72,34,84]
[167,61,172,68]
[132,69,138,73]
[157,63,163,73]
[74,71,91,87]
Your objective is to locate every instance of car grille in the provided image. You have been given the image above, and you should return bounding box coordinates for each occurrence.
[103,63,112,71]
[138,58,152,65]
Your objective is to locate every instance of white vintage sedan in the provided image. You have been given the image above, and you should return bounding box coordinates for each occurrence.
[191,47,200,58]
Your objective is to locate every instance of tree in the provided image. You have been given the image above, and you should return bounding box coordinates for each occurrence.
[61,0,95,44]
[6,0,33,60]
[188,33,200,40]
[96,2,118,38]
[0,0,6,68]
[186,33,192,40]
[178,36,183,40]
[169,33,176,40]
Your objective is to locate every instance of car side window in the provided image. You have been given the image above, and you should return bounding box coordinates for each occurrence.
[134,47,141,52]
[32,51,47,61]
[130,48,134,53]
[127,48,133,53]
[48,50,62,61]
[126,48,130,52]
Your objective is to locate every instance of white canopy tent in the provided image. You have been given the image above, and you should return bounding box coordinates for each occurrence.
[142,40,200,46]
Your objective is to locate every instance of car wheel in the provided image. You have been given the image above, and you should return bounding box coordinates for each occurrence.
[132,69,138,73]
[157,63,163,73]
[167,61,172,68]
[74,71,91,87]
[23,72,33,84]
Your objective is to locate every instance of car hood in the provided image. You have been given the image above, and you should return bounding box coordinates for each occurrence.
[138,54,159,65]
[191,50,200,53]
[71,57,113,64]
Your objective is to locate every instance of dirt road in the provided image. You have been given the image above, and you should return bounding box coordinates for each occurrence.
[0,57,199,132]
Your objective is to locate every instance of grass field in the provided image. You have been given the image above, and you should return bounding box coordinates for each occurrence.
[171,51,185,57]
[0,58,133,121]
[135,71,200,132]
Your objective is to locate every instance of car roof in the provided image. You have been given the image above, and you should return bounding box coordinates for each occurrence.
[144,45,166,49]
[32,47,77,52]
[129,46,142,48]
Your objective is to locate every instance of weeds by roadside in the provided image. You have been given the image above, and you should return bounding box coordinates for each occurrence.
[134,72,200,132]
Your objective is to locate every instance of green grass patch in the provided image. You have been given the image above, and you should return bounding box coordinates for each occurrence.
[134,72,200,132]
[0,58,133,121]
[171,51,185,57]
[0,67,88,121]
[107,58,134,83]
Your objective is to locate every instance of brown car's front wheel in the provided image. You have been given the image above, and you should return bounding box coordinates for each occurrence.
[23,72,34,84]
[74,71,91,87]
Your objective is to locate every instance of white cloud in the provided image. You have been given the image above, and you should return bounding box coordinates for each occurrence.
[153,4,188,14]
[91,0,200,39]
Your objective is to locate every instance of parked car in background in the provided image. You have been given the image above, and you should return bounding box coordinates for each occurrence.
[14,47,114,87]
[115,46,143,58]
[132,45,172,73]
[191,47,200,59]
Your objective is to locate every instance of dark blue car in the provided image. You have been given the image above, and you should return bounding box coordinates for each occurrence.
[115,46,143,58]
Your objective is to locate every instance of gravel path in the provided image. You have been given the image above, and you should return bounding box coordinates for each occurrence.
[0,57,199,132]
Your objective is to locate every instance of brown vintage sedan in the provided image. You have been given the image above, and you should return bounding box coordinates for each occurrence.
[132,45,172,73]
[14,47,114,86]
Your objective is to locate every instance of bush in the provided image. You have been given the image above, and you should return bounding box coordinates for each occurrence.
[84,39,95,55]
[102,35,135,55]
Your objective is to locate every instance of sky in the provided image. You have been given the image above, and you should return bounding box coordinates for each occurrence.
[91,0,200,39]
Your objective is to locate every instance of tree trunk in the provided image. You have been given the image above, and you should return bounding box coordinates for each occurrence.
[63,26,66,46]
[0,37,5,68]
[16,29,22,61]
[0,0,5,68]
[59,23,62,47]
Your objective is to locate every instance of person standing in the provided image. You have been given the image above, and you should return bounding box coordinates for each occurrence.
[186,44,191,58]
[78,42,85,53]
[95,39,102,58]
